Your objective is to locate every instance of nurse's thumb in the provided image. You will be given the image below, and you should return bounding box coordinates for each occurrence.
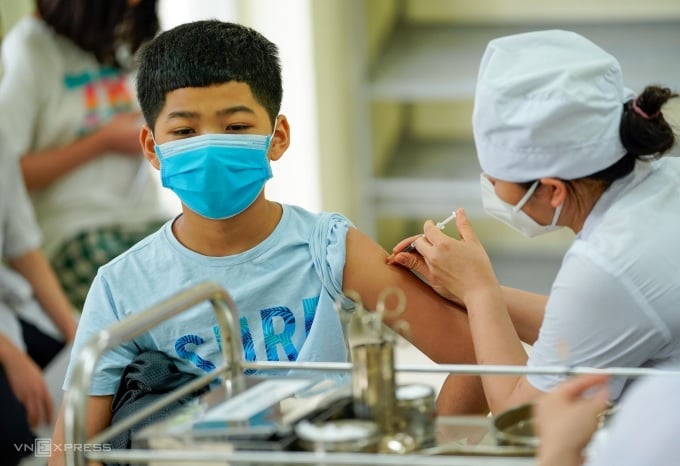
[455,208,477,243]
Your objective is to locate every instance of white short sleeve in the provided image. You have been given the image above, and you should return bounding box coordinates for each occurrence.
[0,145,42,259]
[528,244,668,399]
[0,17,48,158]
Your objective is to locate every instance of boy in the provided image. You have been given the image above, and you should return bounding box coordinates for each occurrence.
[0,133,77,466]
[50,20,484,463]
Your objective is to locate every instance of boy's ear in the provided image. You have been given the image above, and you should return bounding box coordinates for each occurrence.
[268,115,290,162]
[140,124,160,170]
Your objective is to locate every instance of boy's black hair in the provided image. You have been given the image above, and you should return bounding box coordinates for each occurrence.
[37,0,159,70]
[136,20,283,131]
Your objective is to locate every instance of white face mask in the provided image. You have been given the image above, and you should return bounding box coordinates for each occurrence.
[480,174,563,238]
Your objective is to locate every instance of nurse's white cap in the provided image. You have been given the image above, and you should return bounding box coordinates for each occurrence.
[473,29,636,182]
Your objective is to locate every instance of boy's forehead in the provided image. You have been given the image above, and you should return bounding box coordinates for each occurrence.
[160,82,266,118]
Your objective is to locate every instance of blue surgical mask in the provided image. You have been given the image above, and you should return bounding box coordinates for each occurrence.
[155,132,273,219]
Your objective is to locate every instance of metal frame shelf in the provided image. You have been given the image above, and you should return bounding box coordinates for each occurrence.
[63,281,680,465]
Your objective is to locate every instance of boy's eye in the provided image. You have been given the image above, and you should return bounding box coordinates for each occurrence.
[226,123,250,132]
[171,128,195,136]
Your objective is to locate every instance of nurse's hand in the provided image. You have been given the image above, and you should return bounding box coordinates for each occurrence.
[387,234,461,304]
[388,208,496,306]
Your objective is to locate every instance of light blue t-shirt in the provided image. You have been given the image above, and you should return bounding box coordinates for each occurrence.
[64,205,353,395]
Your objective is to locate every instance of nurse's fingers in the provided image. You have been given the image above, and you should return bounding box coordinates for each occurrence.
[452,208,479,244]
[388,249,432,280]
[390,234,422,254]
[422,208,475,244]
[422,220,441,240]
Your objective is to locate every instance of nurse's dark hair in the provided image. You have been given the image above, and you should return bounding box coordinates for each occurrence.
[136,20,283,131]
[586,85,678,187]
[36,0,159,70]
[520,85,678,197]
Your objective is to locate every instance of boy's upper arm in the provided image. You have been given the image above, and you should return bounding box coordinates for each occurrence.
[342,227,476,364]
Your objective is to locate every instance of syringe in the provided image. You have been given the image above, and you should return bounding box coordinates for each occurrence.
[400,211,457,253]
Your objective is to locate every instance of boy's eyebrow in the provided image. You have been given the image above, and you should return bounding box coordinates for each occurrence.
[216,105,256,117]
[165,110,199,121]
[165,106,256,121]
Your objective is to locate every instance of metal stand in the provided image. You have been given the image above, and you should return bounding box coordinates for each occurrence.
[63,281,680,465]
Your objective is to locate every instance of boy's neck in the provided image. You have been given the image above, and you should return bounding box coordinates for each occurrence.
[172,199,283,257]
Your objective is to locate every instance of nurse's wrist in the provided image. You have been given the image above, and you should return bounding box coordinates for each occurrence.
[462,274,500,305]
[462,282,502,311]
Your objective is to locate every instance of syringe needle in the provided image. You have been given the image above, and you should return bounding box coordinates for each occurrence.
[400,210,457,253]
[435,211,457,229]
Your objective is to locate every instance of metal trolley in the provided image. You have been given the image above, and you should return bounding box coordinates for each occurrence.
[63,281,680,466]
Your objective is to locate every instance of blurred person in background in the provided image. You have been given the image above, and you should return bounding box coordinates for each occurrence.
[535,370,680,466]
[0,131,77,466]
[0,0,171,310]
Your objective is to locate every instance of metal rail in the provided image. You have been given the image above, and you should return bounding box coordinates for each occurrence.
[62,281,680,465]
[241,360,680,378]
[85,448,533,465]
[63,282,244,466]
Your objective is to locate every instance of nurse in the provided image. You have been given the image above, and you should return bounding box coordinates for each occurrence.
[388,29,679,414]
